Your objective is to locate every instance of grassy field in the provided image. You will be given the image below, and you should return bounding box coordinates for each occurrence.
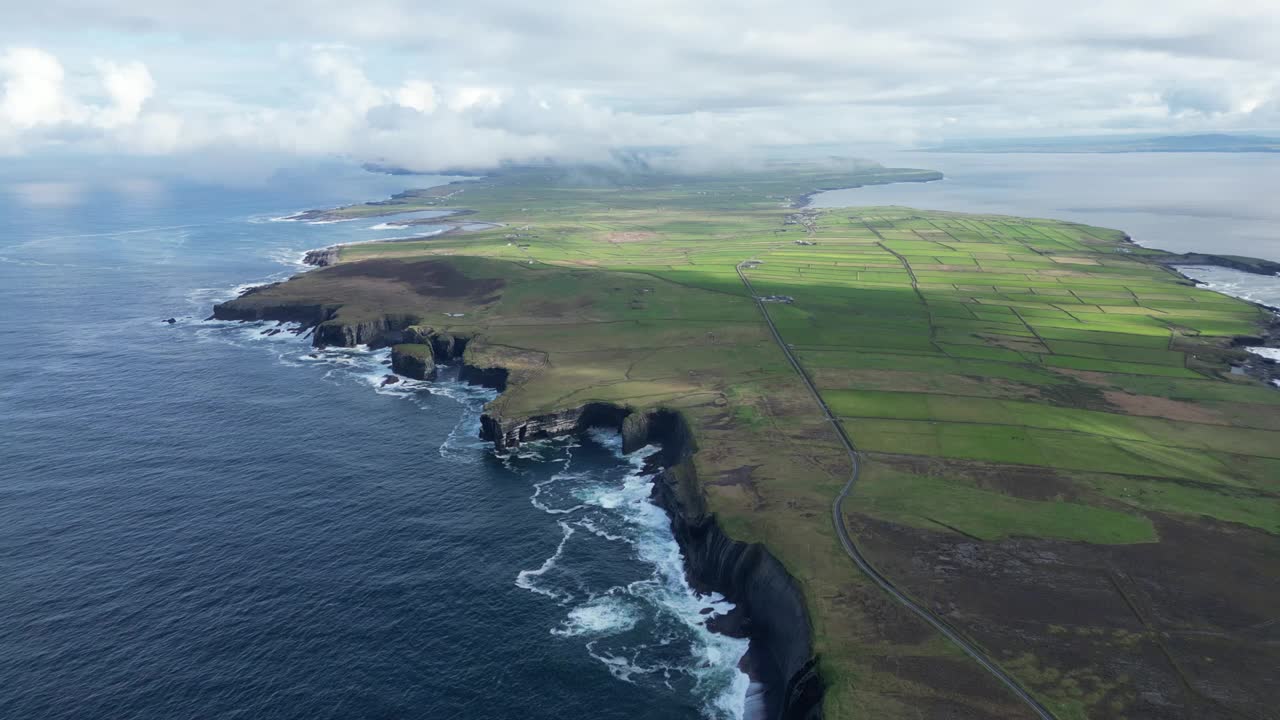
[231,163,1279,719]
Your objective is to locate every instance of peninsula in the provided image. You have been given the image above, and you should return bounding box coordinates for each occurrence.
[215,162,1279,720]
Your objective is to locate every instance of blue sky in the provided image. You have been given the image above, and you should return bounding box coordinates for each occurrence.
[1,1,1277,171]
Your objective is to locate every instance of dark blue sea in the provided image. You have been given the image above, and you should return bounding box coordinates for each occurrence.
[0,164,750,720]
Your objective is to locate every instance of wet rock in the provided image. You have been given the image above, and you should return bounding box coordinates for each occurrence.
[706,605,751,638]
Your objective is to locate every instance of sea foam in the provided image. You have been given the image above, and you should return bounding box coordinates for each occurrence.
[511,429,751,720]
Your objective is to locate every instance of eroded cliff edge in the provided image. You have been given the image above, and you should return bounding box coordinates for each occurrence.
[482,405,824,720]
[212,287,826,719]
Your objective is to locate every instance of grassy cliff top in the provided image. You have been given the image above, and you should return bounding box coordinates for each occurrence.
[227,163,1280,719]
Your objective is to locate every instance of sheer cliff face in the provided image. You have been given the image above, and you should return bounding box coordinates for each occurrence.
[312,314,422,348]
[656,481,823,720]
[390,344,436,381]
[478,403,629,451]
[212,289,466,355]
[211,291,420,349]
[483,407,824,720]
[641,412,823,720]
[210,283,333,329]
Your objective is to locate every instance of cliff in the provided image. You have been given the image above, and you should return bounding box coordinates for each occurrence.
[481,405,824,720]
[388,330,510,385]
[210,282,332,327]
[478,402,630,450]
[211,291,424,350]
[390,344,436,381]
[303,247,340,267]
[311,313,422,348]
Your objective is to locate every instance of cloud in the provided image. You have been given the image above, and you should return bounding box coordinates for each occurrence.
[0,47,160,154]
[0,0,1276,168]
[394,80,436,113]
[1162,85,1235,117]
[1,48,69,130]
[97,59,154,127]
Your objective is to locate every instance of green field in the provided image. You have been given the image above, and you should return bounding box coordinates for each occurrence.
[223,164,1280,719]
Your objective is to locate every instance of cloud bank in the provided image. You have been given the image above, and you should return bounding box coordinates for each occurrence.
[0,0,1277,170]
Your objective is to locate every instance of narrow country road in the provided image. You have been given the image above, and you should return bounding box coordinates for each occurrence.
[735,261,1057,720]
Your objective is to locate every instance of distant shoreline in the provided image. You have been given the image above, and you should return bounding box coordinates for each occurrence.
[921,133,1280,154]
[790,170,943,208]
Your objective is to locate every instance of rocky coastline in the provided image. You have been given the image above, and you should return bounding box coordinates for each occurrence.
[481,404,824,720]
[1147,250,1280,388]
[1228,314,1280,386]
[211,285,824,720]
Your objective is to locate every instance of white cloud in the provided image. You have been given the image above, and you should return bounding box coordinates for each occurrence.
[446,86,504,113]
[0,47,159,154]
[96,60,155,127]
[0,0,1276,167]
[395,80,436,113]
[1,48,68,129]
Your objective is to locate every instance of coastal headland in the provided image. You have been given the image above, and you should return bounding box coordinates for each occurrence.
[216,163,1279,720]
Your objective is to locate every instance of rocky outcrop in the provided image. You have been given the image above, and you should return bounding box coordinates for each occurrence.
[312,313,421,348]
[212,290,427,350]
[390,344,437,381]
[303,247,340,267]
[386,327,516,386]
[459,365,509,390]
[479,402,629,450]
[211,286,332,328]
[428,331,467,360]
[478,404,824,720]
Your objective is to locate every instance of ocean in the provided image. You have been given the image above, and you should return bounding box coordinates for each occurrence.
[0,164,748,720]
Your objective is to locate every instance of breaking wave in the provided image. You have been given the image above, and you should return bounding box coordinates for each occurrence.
[187,320,498,406]
[511,429,751,720]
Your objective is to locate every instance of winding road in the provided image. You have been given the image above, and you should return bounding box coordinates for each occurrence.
[736,261,1057,720]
